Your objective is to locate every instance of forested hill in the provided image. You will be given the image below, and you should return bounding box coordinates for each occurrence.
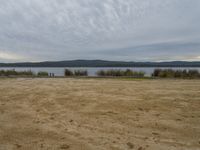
[0,60,200,67]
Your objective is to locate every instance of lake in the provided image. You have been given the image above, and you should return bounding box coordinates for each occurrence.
[1,67,200,77]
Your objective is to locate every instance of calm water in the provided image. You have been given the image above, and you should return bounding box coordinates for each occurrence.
[1,67,200,77]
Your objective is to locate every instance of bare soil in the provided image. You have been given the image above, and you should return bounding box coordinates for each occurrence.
[0,78,200,150]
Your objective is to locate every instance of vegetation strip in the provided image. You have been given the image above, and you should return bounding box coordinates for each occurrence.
[152,69,200,79]
[1,69,200,79]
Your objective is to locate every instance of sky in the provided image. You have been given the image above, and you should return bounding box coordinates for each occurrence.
[0,0,200,62]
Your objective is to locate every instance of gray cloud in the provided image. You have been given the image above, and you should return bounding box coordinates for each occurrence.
[0,0,200,62]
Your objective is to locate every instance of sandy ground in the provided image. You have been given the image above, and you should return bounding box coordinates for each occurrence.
[0,78,200,150]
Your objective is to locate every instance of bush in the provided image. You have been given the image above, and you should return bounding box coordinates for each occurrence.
[96,70,106,76]
[152,69,200,78]
[74,70,88,76]
[64,69,88,76]
[132,71,145,77]
[64,69,73,76]
[0,69,34,76]
[96,69,145,77]
[37,71,49,77]
[152,69,162,77]
[188,70,200,78]
[174,70,182,78]
[182,70,188,78]
[19,70,34,76]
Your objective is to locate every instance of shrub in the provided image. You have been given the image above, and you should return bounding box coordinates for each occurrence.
[96,70,106,76]
[182,70,188,78]
[124,69,132,76]
[64,69,73,76]
[19,70,34,76]
[0,69,34,76]
[96,69,145,77]
[188,70,200,78]
[132,71,145,77]
[152,69,200,78]
[152,69,162,77]
[64,69,88,76]
[74,70,88,76]
[174,70,182,78]
[37,71,49,77]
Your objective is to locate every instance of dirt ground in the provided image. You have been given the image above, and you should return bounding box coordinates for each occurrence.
[0,78,200,150]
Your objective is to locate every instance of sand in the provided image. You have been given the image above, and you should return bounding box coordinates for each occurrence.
[0,78,200,150]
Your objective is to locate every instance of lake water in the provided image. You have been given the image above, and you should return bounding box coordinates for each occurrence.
[1,67,200,77]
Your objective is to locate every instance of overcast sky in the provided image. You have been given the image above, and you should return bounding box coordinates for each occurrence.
[0,0,200,62]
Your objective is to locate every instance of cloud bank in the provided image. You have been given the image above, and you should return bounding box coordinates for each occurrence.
[0,0,200,62]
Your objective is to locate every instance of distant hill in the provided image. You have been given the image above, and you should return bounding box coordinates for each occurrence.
[0,60,200,67]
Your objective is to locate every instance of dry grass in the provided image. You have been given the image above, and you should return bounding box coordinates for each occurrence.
[0,78,200,150]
